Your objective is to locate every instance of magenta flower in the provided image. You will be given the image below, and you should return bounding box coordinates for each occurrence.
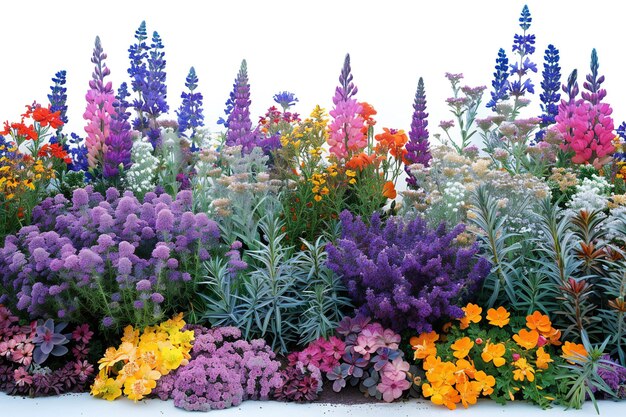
[377,375,410,402]
[71,324,94,344]
[13,367,33,387]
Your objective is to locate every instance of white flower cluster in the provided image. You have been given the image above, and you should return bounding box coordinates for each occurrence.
[443,181,466,213]
[125,141,159,196]
[566,174,612,218]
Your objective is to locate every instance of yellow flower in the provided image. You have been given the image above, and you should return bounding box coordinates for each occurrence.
[98,347,123,371]
[348,178,357,185]
[513,329,539,350]
[486,306,510,327]
[159,343,184,372]
[410,331,439,360]
[512,358,535,382]
[481,342,506,367]
[459,303,482,329]
[561,341,588,364]
[536,346,553,370]
[314,195,322,202]
[450,337,474,359]
[121,325,140,344]
[123,376,157,402]
[91,375,123,401]
[345,169,356,177]
[159,313,185,334]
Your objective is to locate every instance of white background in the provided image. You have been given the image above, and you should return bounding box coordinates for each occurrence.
[1,0,624,141]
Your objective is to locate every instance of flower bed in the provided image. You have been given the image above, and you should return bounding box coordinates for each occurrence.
[2,3,626,414]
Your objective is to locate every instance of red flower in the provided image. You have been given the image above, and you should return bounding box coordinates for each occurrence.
[32,105,64,129]
[38,143,71,163]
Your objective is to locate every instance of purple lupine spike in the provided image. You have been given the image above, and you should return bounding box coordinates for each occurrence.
[582,48,607,105]
[337,54,358,101]
[103,82,133,178]
[225,59,257,154]
[405,77,431,187]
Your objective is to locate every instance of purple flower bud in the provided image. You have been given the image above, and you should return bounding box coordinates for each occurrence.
[152,244,170,260]
[166,258,179,269]
[118,257,133,275]
[151,293,165,304]
[72,188,89,208]
[102,316,114,327]
[133,300,144,309]
[136,279,152,291]
[156,209,175,233]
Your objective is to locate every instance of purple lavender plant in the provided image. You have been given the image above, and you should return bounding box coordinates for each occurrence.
[102,83,133,178]
[225,60,257,154]
[535,44,561,142]
[176,66,204,149]
[405,77,431,187]
[326,211,490,333]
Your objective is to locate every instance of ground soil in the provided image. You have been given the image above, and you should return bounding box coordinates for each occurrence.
[315,381,380,405]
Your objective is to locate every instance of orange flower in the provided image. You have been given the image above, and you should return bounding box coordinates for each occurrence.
[346,152,375,171]
[459,303,482,329]
[454,359,476,384]
[513,329,539,350]
[425,360,457,386]
[410,331,439,360]
[481,342,506,367]
[32,105,63,129]
[544,327,562,346]
[451,337,474,359]
[561,341,588,363]
[422,382,460,410]
[456,380,480,408]
[526,311,552,334]
[382,181,397,199]
[512,358,535,382]
[422,354,443,372]
[473,370,496,395]
[359,101,377,130]
[536,346,553,370]
[486,307,510,327]
[374,127,408,159]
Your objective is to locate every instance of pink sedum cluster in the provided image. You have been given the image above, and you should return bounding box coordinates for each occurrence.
[555,99,615,166]
[327,98,366,160]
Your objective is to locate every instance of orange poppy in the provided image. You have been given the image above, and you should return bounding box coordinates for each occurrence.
[526,311,552,334]
[513,329,539,350]
[346,152,376,171]
[561,341,588,363]
[459,303,482,329]
[410,331,439,360]
[486,307,510,327]
[450,337,474,359]
[382,181,397,199]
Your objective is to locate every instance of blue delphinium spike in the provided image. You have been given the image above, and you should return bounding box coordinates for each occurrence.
[535,45,561,141]
[128,21,150,133]
[177,66,205,149]
[486,48,510,109]
[563,69,579,102]
[273,91,298,111]
[508,5,537,98]
[48,70,68,125]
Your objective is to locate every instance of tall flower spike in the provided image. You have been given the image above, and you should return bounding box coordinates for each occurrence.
[405,77,431,187]
[143,31,168,149]
[48,70,68,126]
[508,5,537,99]
[486,48,510,109]
[563,69,579,102]
[535,45,561,142]
[225,59,256,153]
[176,66,204,148]
[103,83,133,178]
[327,53,365,160]
[582,48,607,105]
[83,36,116,172]
[128,21,150,133]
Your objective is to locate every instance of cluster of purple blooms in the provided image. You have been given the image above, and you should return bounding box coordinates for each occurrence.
[405,76,431,187]
[154,326,283,411]
[326,211,491,333]
[0,187,220,330]
[0,306,94,396]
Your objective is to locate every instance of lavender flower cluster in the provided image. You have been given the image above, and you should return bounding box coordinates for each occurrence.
[0,187,220,330]
[154,326,283,411]
[0,306,94,396]
[326,211,491,333]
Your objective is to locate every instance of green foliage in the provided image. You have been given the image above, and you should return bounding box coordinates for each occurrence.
[468,185,523,308]
[199,208,350,353]
[557,332,617,413]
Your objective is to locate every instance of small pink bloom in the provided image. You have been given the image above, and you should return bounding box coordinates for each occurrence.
[377,375,410,402]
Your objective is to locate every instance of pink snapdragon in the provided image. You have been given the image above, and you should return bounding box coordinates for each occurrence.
[328,97,365,160]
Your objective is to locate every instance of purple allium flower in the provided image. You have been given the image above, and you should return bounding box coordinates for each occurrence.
[72,188,89,208]
[102,317,114,327]
[152,244,170,260]
[155,208,174,233]
[135,279,152,291]
[151,292,164,304]
[133,300,144,309]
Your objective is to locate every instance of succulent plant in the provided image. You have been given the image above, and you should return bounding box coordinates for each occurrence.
[32,319,69,364]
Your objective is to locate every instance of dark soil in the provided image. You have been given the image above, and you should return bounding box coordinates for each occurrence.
[315,381,379,405]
